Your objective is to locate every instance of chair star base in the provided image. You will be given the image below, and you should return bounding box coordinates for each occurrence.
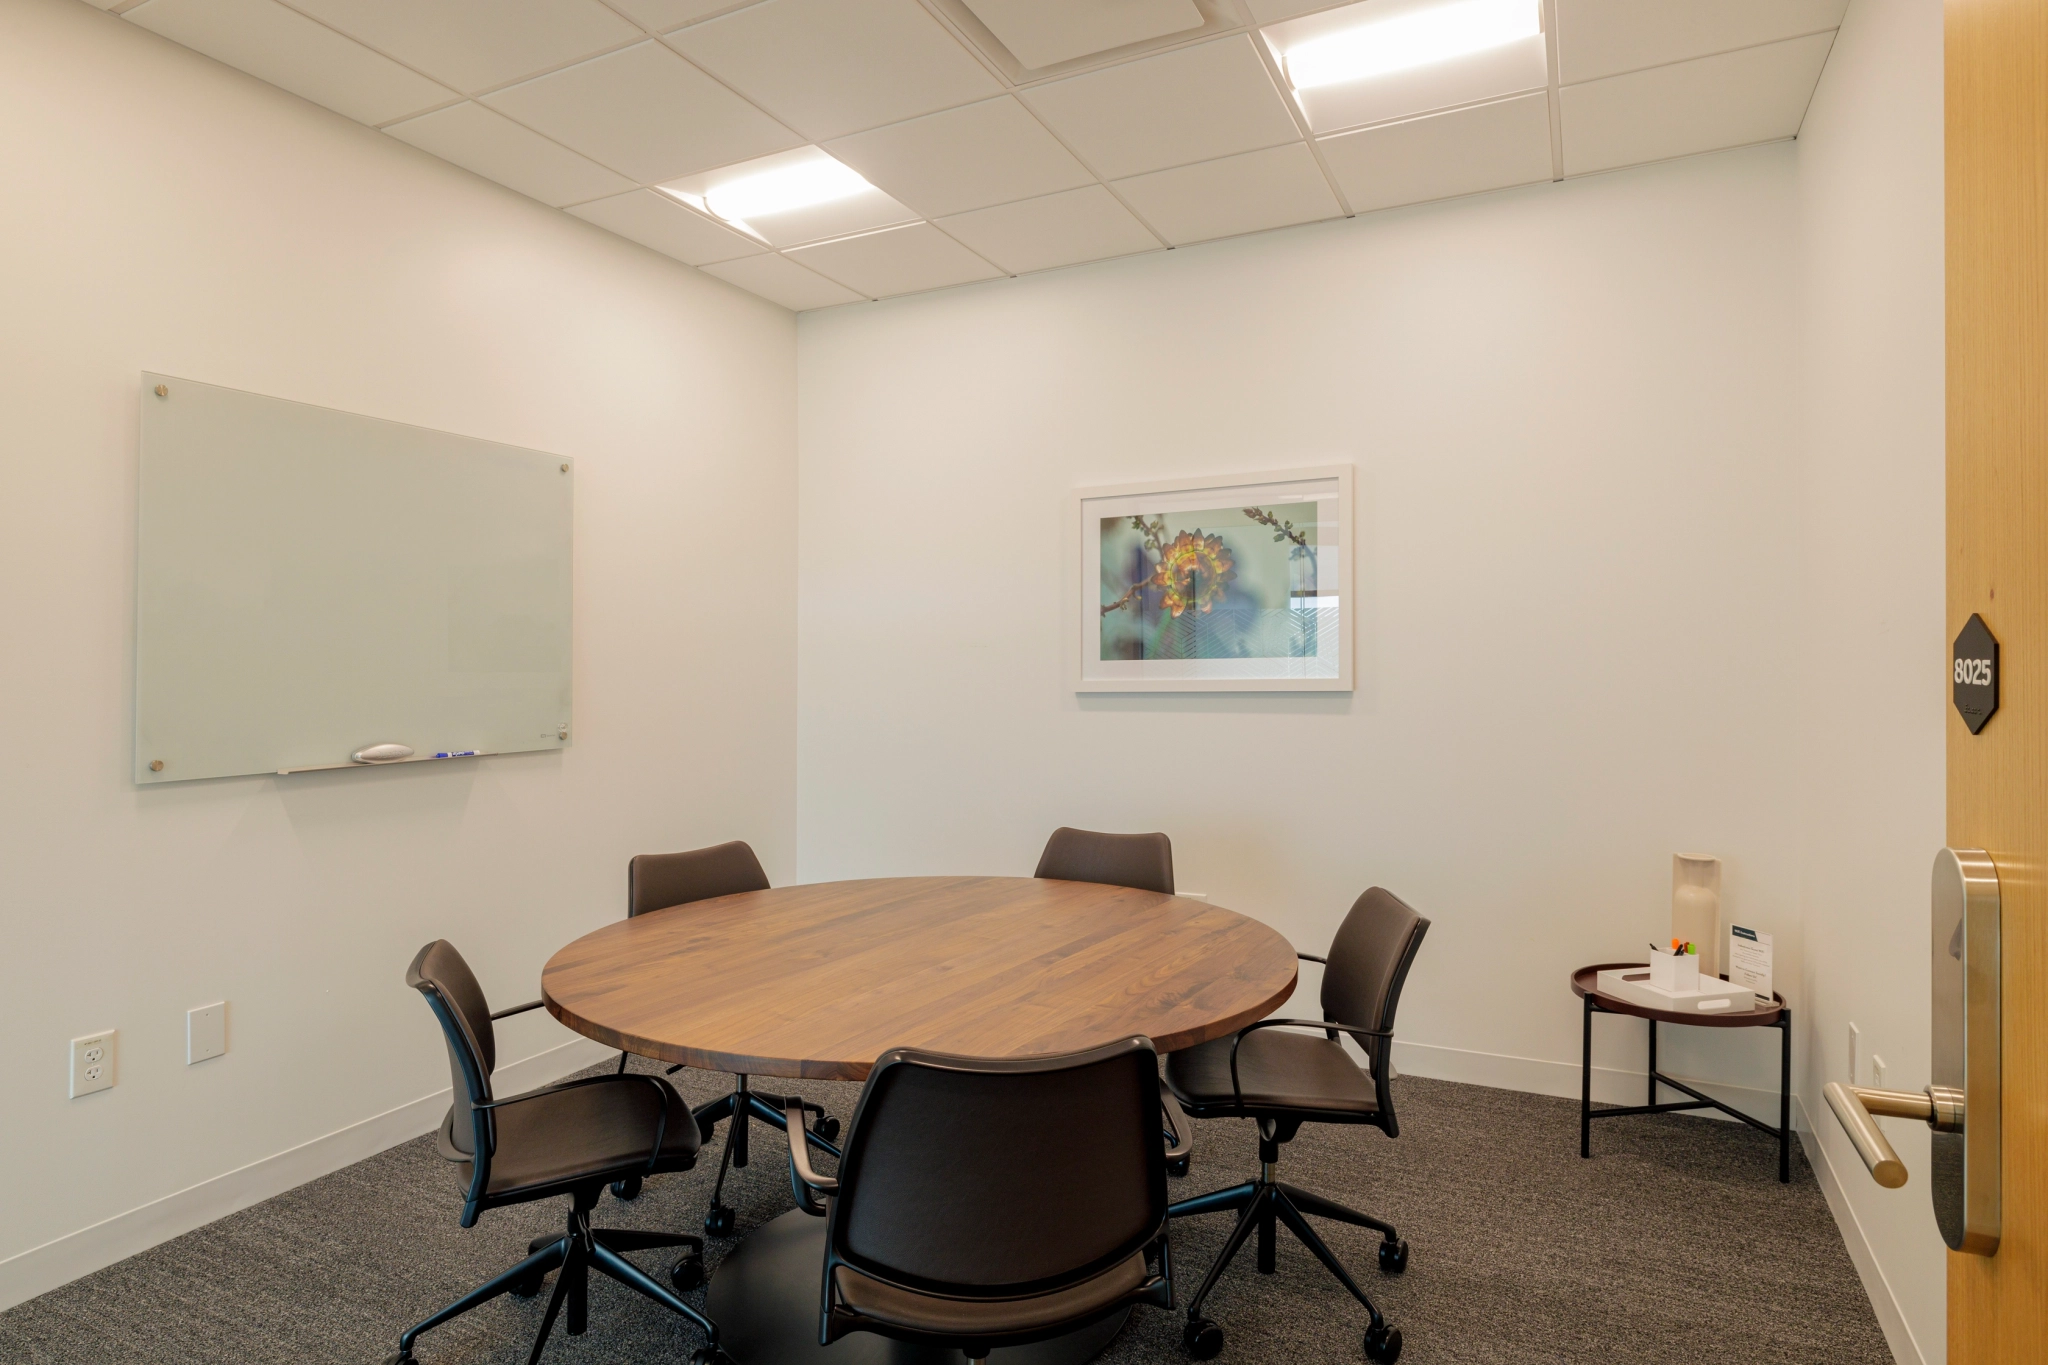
[1168,1129,1406,1363]
[386,1184,718,1365]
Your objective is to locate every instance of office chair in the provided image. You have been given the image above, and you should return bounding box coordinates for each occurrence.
[394,941,726,1365]
[1163,887,1429,1364]
[1036,825,1195,1177]
[623,840,838,1235]
[784,1037,1177,1363]
[1034,825,1176,895]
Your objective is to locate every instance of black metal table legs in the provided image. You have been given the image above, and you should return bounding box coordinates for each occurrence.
[1578,999,1793,1183]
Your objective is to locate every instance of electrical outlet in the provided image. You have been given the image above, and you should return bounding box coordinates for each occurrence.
[1872,1055,1887,1087]
[1848,1022,1861,1083]
[187,1002,226,1064]
[70,1031,116,1098]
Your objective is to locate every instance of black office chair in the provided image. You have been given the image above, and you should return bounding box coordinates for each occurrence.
[394,941,725,1365]
[1034,825,1176,895]
[622,840,838,1236]
[1163,887,1429,1364]
[1036,826,1195,1178]
[784,1038,1176,1363]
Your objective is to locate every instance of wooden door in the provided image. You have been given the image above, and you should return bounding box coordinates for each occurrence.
[1947,0,2048,1357]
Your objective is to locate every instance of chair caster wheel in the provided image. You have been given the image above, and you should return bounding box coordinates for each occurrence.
[383,1353,416,1365]
[688,1348,734,1365]
[704,1203,736,1237]
[509,1269,547,1298]
[670,1254,706,1293]
[1377,1238,1409,1274]
[1166,1153,1191,1178]
[1363,1322,1402,1363]
[1183,1316,1223,1360]
[610,1174,642,1201]
[811,1115,840,1141]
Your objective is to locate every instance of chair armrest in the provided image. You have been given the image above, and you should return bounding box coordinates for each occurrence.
[488,999,544,1020]
[1227,1018,1392,1107]
[786,1099,837,1216]
[474,1074,674,1173]
[1159,1079,1193,1164]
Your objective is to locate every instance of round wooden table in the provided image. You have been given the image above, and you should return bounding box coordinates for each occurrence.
[541,876,1298,1365]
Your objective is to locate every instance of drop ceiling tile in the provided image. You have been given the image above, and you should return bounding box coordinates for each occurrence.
[825,98,1094,219]
[568,190,765,266]
[936,185,1161,275]
[125,0,457,126]
[608,0,749,30]
[1023,35,1303,181]
[1243,0,1348,20]
[702,253,866,310]
[1558,0,1848,84]
[960,0,1203,69]
[666,0,1003,141]
[1110,141,1340,246]
[384,101,635,206]
[1560,31,1834,176]
[482,42,800,184]
[285,0,640,94]
[787,223,1003,298]
[1319,92,1553,213]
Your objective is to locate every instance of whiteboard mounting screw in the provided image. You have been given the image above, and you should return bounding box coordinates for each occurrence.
[149,760,163,771]
[558,726,568,740]
[154,385,168,397]
[560,463,568,473]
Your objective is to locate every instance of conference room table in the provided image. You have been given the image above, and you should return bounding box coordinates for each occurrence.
[542,875,1299,1365]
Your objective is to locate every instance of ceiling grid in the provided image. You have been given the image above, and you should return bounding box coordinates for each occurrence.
[103,0,1850,310]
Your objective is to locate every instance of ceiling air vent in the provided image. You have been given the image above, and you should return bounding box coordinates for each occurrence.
[937,0,1239,82]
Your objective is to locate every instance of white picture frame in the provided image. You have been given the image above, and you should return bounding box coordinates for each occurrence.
[1074,465,1353,693]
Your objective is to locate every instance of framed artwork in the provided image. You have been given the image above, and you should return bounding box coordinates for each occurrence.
[1075,465,1352,692]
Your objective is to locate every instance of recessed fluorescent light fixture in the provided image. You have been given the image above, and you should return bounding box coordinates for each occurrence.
[663,148,917,249]
[1283,0,1540,91]
[703,156,873,226]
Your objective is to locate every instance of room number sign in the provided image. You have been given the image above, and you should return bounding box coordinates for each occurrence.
[1953,613,1999,734]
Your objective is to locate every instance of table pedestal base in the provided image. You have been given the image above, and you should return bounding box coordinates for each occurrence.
[708,1210,1130,1365]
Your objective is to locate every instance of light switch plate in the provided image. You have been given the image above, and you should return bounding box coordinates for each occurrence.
[70,1030,116,1097]
[187,1002,226,1064]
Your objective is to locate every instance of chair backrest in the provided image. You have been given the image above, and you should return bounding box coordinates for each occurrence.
[406,940,496,1161]
[829,1038,1166,1295]
[627,840,770,917]
[1033,827,1174,896]
[1320,887,1429,1126]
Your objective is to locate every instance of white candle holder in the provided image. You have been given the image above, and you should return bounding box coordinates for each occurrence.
[1673,854,1722,977]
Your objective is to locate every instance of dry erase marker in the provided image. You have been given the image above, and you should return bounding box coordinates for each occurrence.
[433,749,481,759]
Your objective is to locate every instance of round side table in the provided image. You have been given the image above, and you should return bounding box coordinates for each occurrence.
[1571,963,1791,1183]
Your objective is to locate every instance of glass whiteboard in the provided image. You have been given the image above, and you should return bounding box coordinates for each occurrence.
[135,374,572,784]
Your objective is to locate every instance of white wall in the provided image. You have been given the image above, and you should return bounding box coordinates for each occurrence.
[797,146,1809,1113]
[0,0,796,1307]
[1794,2,1949,1361]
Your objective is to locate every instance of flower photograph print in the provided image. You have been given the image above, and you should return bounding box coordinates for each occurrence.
[1076,468,1351,692]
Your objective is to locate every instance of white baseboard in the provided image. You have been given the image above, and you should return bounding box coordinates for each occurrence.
[0,1037,613,1314]
[1800,1107,1932,1365]
[1391,1037,1791,1124]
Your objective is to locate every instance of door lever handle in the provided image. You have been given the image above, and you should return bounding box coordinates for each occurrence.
[1823,1081,1962,1188]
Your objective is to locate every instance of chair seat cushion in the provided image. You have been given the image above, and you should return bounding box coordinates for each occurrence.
[832,1250,1148,1341]
[442,1076,699,1199]
[1164,1029,1378,1117]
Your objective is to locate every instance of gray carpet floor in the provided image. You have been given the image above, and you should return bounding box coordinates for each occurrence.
[0,1063,1891,1365]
